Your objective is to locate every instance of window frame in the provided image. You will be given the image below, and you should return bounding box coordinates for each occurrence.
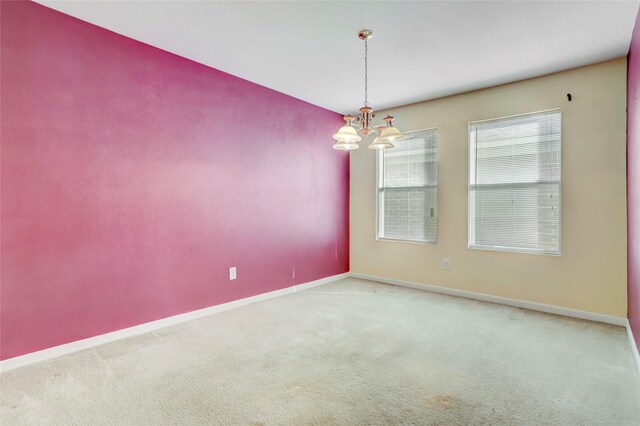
[467,109,562,256]
[375,127,439,245]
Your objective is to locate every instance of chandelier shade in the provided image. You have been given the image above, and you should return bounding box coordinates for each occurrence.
[377,125,404,143]
[333,140,360,150]
[332,29,403,152]
[368,137,394,150]
[332,125,362,143]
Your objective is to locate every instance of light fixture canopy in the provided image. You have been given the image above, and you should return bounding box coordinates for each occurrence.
[332,29,403,152]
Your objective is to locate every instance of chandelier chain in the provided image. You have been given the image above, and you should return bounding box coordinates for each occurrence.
[364,37,369,107]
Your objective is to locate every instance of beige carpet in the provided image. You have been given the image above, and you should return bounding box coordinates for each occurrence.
[1,278,639,425]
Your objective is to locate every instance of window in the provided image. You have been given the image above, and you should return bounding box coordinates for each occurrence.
[377,129,438,243]
[468,110,561,254]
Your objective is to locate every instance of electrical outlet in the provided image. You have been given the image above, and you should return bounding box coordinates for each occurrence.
[229,267,237,280]
[442,259,451,270]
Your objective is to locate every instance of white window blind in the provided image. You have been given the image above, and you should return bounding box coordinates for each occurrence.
[468,110,561,254]
[377,129,438,243]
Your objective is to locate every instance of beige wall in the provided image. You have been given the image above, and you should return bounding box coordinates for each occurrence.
[350,58,628,317]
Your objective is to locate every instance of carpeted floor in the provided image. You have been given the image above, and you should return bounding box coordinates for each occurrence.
[1,278,639,425]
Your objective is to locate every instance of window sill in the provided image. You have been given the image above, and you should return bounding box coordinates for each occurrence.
[376,237,437,246]
[468,244,561,256]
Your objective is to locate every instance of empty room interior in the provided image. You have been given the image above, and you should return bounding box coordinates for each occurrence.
[2,0,640,424]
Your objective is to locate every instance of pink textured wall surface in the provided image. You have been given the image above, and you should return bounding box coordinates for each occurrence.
[0,1,349,360]
[629,8,640,352]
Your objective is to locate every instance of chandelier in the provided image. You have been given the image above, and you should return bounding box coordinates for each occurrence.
[332,29,404,151]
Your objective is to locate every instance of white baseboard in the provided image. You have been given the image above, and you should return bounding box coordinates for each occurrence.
[294,273,349,291]
[1,271,631,374]
[627,321,640,376]
[0,272,349,373]
[349,272,627,327]
[349,273,640,378]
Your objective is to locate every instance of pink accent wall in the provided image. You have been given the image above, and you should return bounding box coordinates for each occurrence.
[629,8,640,352]
[0,1,349,360]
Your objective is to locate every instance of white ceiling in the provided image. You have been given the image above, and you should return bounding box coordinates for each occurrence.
[37,1,639,114]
